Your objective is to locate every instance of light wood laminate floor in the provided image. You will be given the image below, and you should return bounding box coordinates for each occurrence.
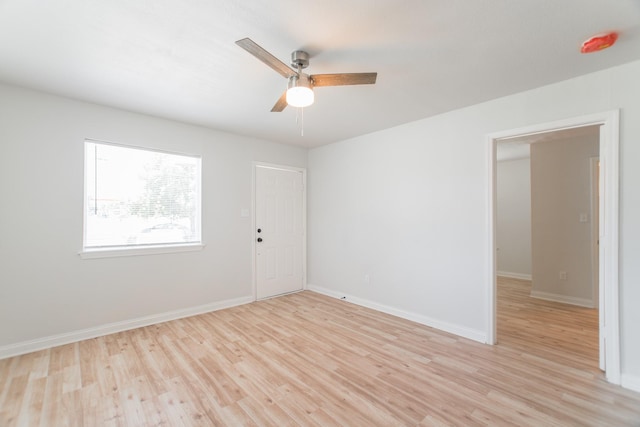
[1,278,639,426]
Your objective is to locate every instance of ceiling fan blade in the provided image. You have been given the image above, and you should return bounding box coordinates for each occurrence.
[311,72,377,87]
[271,91,288,112]
[235,38,297,79]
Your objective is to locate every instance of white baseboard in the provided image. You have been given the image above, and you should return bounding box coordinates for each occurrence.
[621,373,640,393]
[529,290,595,308]
[307,284,486,344]
[0,295,254,360]
[497,271,532,281]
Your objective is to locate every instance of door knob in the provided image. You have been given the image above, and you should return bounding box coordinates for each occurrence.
[257,237,263,242]
[257,228,262,233]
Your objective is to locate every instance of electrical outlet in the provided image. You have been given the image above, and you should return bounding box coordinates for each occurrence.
[559,271,568,280]
[364,274,370,284]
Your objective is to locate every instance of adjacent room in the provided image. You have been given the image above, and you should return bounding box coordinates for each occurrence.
[2,1,640,425]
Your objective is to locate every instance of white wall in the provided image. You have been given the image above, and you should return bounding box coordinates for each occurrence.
[0,83,307,355]
[530,134,599,307]
[496,156,531,279]
[307,60,640,384]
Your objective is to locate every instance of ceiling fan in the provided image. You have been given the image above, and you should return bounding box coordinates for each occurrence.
[236,38,377,112]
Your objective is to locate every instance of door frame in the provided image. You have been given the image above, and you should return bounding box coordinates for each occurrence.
[252,162,307,301]
[590,157,600,310]
[486,110,620,384]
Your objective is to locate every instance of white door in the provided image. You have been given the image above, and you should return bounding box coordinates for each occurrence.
[255,165,304,299]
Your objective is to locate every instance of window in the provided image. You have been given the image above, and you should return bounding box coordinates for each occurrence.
[83,140,201,254]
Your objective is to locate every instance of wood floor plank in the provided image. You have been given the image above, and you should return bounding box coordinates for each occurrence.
[1,277,640,425]
[13,376,46,427]
[0,374,29,425]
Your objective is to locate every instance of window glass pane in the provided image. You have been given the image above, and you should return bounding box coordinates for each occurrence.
[84,141,201,248]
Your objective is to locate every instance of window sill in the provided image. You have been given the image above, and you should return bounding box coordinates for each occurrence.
[79,243,205,259]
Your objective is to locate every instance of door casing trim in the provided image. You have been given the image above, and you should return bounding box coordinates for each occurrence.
[486,110,620,384]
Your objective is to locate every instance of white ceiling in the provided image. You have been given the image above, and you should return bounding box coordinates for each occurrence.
[1,1,639,148]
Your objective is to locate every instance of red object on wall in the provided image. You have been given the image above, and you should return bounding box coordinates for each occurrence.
[581,32,618,53]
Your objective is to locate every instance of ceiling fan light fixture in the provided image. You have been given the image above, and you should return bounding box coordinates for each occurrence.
[286,75,314,108]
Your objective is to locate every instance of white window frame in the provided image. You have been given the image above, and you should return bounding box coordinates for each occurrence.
[80,139,204,259]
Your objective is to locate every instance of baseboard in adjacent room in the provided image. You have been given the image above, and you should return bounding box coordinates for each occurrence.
[0,295,254,360]
[529,290,595,308]
[307,284,486,344]
[497,271,532,281]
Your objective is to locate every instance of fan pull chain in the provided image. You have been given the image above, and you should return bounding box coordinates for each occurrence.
[294,107,304,136]
[296,63,305,136]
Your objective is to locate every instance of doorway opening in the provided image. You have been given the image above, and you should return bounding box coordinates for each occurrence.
[486,111,620,384]
[495,127,600,371]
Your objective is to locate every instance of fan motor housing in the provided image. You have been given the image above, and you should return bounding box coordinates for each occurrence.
[291,50,310,69]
